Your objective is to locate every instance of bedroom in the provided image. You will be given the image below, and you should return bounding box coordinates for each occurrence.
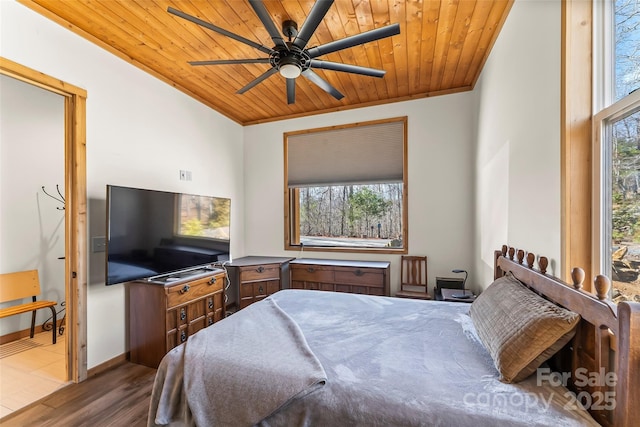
[0,0,638,424]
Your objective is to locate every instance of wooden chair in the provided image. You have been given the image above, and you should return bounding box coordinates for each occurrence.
[395,256,431,300]
[0,270,58,344]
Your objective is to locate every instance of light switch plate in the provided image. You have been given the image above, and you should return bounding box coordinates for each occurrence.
[92,236,106,253]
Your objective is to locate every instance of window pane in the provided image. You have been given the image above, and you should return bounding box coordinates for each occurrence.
[297,184,403,249]
[610,109,640,303]
[614,0,640,101]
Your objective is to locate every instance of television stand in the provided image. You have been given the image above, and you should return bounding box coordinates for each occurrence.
[128,267,226,368]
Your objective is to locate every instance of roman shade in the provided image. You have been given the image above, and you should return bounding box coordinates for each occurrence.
[286,119,405,187]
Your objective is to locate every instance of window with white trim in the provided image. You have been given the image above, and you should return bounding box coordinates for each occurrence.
[593,0,640,303]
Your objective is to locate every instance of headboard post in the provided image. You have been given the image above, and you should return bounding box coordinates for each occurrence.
[570,268,585,290]
[494,246,640,427]
[615,301,640,427]
[494,249,506,280]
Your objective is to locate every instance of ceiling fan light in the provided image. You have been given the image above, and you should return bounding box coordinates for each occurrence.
[279,63,301,79]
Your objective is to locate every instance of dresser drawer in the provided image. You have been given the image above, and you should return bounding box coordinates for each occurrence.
[289,259,390,296]
[291,264,335,282]
[166,273,223,308]
[239,279,280,309]
[240,264,280,281]
[334,267,384,286]
[240,281,268,298]
[188,316,207,336]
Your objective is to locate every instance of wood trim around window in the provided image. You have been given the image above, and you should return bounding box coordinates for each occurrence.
[283,117,408,254]
[0,56,88,382]
[561,1,593,290]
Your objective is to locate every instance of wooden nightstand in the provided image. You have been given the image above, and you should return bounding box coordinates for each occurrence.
[226,256,295,311]
[441,288,476,303]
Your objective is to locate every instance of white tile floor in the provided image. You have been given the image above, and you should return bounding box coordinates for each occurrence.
[0,331,68,418]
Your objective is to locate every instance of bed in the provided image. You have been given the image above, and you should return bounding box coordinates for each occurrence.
[147,246,640,426]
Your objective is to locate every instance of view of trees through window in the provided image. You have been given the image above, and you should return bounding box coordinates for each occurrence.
[611,110,640,303]
[298,183,403,248]
[610,0,640,303]
[614,0,640,101]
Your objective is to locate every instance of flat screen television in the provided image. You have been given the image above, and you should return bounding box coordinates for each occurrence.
[105,185,230,285]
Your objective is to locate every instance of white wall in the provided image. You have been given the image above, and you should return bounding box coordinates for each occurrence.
[243,93,477,294]
[0,75,65,335]
[0,1,244,368]
[474,0,562,285]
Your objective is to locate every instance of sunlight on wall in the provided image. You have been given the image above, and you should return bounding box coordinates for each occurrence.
[480,141,509,268]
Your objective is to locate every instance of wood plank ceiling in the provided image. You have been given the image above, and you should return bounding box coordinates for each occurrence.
[20,0,513,126]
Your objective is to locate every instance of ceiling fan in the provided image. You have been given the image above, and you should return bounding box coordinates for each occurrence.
[167,0,400,105]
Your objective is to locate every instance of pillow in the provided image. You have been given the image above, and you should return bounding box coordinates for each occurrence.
[469,273,580,383]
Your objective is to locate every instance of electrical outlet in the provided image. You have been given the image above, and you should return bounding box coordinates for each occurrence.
[179,170,192,181]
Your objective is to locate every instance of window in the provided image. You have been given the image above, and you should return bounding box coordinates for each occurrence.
[284,117,407,253]
[593,0,640,303]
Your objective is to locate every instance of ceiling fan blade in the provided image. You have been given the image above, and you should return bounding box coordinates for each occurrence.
[310,60,385,77]
[292,0,334,51]
[306,23,400,58]
[302,69,344,100]
[286,78,296,104]
[167,7,273,55]
[189,58,271,66]
[237,67,279,94]
[247,0,288,50]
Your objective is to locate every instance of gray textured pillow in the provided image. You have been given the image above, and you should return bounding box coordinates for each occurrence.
[469,273,580,383]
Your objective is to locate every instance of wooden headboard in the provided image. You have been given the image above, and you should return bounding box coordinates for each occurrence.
[493,245,640,427]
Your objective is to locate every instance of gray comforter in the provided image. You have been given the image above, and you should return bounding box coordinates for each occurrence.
[149,289,599,426]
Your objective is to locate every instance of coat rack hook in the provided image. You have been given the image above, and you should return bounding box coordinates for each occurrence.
[42,185,65,210]
[55,184,65,203]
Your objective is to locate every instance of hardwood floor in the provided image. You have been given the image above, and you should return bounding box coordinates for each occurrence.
[0,362,156,426]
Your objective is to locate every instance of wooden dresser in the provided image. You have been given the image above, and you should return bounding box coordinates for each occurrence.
[290,258,390,296]
[128,268,225,368]
[226,256,295,310]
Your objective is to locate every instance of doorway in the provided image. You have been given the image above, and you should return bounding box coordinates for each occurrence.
[0,58,87,388]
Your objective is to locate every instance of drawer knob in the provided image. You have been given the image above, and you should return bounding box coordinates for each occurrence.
[208,317,214,326]
[208,277,216,285]
[256,266,264,273]
[179,285,190,294]
[258,285,264,294]
[208,298,214,309]
[180,330,187,343]
[306,267,315,273]
[180,308,186,321]
[354,269,364,276]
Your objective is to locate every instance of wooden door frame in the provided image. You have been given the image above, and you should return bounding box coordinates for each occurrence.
[0,57,88,382]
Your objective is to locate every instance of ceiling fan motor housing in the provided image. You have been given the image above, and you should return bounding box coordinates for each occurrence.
[282,20,299,39]
[168,1,399,103]
[270,45,310,76]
